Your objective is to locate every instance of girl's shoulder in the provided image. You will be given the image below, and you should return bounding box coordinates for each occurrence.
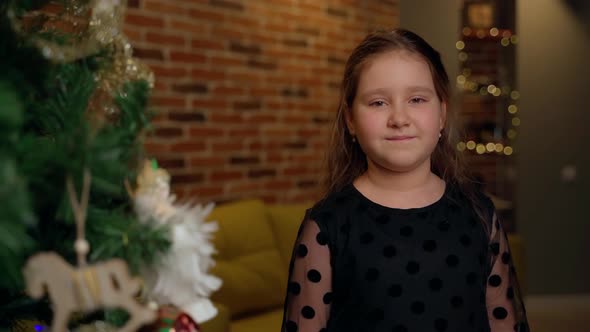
[306,184,357,224]
[450,182,498,232]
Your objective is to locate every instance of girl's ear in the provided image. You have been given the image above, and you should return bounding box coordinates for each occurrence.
[344,105,355,136]
[439,101,447,131]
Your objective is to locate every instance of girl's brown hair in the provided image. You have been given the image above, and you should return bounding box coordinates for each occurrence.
[323,29,487,230]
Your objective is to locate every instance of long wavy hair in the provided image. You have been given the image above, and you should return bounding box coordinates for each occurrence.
[322,29,488,231]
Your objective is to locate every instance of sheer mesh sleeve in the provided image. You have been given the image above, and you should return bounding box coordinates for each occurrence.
[486,212,530,332]
[281,218,332,332]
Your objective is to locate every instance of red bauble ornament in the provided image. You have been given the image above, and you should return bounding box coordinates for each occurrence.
[173,313,201,332]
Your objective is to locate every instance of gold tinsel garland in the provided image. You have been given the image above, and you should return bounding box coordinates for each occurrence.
[8,0,154,120]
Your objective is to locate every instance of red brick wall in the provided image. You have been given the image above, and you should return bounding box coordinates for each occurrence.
[123,0,399,203]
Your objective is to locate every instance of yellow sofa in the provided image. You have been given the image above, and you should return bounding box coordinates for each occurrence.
[201,199,308,332]
[200,199,527,332]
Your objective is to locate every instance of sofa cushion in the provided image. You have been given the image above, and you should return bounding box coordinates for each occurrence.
[207,199,288,317]
[267,204,309,269]
[230,308,283,332]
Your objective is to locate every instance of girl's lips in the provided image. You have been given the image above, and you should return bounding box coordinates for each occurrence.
[386,136,415,141]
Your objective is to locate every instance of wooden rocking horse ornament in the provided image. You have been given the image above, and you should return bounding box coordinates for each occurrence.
[22,170,156,332]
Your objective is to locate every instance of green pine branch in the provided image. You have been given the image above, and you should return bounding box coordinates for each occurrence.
[0,2,170,328]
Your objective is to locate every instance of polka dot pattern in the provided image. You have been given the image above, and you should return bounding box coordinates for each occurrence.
[410,301,425,314]
[445,254,459,267]
[288,282,301,295]
[423,240,437,252]
[429,278,443,292]
[307,269,321,283]
[360,232,374,244]
[388,284,402,298]
[406,261,420,275]
[285,320,297,332]
[493,307,508,319]
[383,245,397,258]
[301,306,315,319]
[297,244,308,257]
[365,268,380,281]
[451,296,464,308]
[282,186,529,332]
[459,234,472,247]
[400,225,413,237]
[488,274,502,287]
[316,232,328,246]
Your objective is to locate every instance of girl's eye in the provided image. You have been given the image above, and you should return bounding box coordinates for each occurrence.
[369,100,386,107]
[409,97,426,104]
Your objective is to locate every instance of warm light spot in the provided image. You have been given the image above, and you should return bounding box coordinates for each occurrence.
[486,143,496,152]
[457,142,466,151]
[508,105,518,114]
[512,117,521,126]
[476,144,486,154]
[507,129,517,139]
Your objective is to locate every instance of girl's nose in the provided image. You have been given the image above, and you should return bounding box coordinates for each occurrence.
[387,106,410,127]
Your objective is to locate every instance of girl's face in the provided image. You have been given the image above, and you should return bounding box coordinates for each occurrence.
[346,50,446,174]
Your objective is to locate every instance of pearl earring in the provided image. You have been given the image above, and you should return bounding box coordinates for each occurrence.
[352,136,357,143]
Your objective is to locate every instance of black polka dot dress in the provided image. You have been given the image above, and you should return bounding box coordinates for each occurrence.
[281,183,529,332]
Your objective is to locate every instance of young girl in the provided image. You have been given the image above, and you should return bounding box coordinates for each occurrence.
[281,29,529,332]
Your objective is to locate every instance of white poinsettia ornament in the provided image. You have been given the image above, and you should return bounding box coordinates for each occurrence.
[131,160,222,324]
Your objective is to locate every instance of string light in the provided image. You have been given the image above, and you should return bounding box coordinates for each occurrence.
[508,105,518,114]
[476,144,486,154]
[456,27,520,157]
[507,129,517,139]
[512,117,521,126]
[457,141,515,155]
[486,143,496,152]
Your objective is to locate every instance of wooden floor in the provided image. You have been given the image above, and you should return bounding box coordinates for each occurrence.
[525,294,590,332]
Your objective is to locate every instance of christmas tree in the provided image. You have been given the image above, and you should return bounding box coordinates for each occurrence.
[0,0,172,330]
